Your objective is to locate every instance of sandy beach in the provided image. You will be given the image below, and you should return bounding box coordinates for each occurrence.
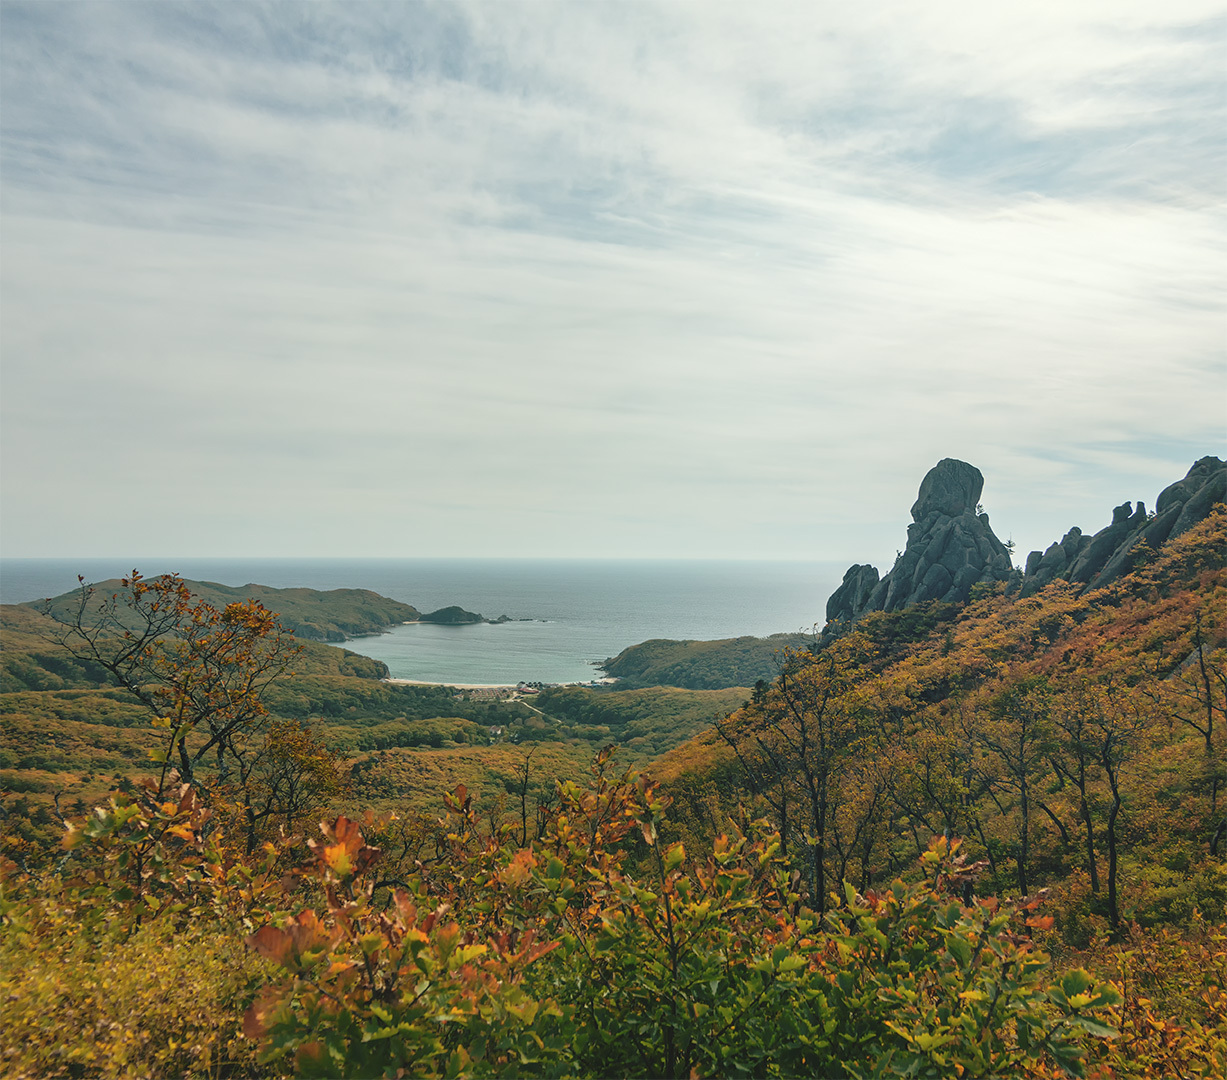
[382,677,617,692]
[384,678,517,690]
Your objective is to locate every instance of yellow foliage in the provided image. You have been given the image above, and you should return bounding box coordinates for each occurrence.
[0,914,274,1079]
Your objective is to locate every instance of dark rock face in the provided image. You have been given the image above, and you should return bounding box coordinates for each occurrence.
[825,564,880,625]
[910,458,985,519]
[1019,456,1226,597]
[826,459,1014,626]
[826,455,1225,631]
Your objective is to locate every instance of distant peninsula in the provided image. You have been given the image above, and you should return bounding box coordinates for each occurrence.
[29,580,535,641]
[601,633,813,690]
[417,606,484,625]
[31,579,421,643]
[416,606,533,626]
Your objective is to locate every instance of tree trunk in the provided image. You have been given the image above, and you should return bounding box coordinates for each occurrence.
[1211,816,1227,857]
[973,819,998,879]
[1017,768,1030,896]
[245,791,258,855]
[1106,789,1120,933]
[517,751,534,847]
[1195,619,1218,814]
[1036,799,1071,849]
[177,738,194,785]
[778,785,789,857]
[1081,792,1099,893]
[816,785,828,913]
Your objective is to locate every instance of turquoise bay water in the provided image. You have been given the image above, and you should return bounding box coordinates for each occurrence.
[0,558,847,685]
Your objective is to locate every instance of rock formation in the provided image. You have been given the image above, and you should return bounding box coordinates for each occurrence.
[1019,455,1226,597]
[826,455,1227,632]
[826,458,1014,627]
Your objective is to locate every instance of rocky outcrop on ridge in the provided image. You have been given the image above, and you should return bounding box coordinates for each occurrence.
[1019,455,1226,597]
[826,459,1014,627]
[825,456,1226,632]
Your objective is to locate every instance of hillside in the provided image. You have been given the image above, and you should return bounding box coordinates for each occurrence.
[601,632,813,689]
[30,578,421,642]
[532,684,750,756]
[651,505,1227,939]
[1,468,1224,1078]
[0,598,746,849]
[3,509,1224,1078]
[1,601,389,694]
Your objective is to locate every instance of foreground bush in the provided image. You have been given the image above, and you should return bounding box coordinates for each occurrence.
[0,780,286,1079]
[8,756,1221,1078]
[1078,919,1227,1079]
[0,914,266,1080]
[244,757,1123,1078]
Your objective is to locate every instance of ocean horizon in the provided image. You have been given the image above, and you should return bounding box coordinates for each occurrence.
[0,557,847,685]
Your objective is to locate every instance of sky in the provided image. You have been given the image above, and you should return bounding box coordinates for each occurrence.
[1,1,1224,570]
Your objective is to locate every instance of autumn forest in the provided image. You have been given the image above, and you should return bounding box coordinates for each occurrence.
[1,492,1225,1077]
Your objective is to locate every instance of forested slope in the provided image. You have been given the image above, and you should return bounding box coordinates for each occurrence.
[0,599,745,853]
[0,498,1223,1078]
[601,632,812,689]
[654,506,1227,938]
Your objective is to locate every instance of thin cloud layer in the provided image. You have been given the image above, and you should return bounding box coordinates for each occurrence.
[2,1,1223,565]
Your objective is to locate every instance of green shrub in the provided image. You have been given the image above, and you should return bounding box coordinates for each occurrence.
[243,763,1121,1079]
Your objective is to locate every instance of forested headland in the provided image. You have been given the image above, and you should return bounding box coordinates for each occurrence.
[1,459,1224,1079]
[35,578,423,644]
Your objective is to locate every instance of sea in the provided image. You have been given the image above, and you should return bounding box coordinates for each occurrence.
[0,558,848,686]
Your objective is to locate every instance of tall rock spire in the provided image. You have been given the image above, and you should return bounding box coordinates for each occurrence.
[826,459,1013,627]
[826,455,1227,631]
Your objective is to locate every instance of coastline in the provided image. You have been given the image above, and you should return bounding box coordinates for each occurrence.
[383,677,617,691]
[384,678,517,690]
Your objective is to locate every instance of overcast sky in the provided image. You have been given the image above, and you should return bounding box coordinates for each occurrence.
[1,1,1223,569]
